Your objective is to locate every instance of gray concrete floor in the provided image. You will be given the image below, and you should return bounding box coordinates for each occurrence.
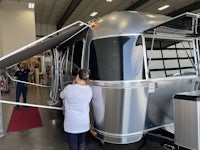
[0,85,167,150]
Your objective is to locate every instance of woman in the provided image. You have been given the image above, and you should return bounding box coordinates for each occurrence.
[60,69,92,150]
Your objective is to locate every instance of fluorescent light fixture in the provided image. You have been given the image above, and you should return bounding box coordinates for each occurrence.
[147,14,155,18]
[28,3,35,9]
[158,5,170,11]
[98,19,104,23]
[106,0,113,2]
[90,12,98,17]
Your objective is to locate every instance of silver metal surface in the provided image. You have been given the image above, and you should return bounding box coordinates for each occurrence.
[90,81,149,143]
[85,11,200,144]
[1,11,200,144]
[0,86,168,150]
[145,76,198,130]
[174,91,200,150]
[89,76,197,144]
[92,11,170,39]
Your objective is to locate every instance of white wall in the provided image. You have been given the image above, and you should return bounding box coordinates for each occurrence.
[0,1,36,56]
[0,10,3,57]
[35,23,56,38]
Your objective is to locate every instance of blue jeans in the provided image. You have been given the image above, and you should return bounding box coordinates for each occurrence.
[16,84,27,103]
[66,132,86,150]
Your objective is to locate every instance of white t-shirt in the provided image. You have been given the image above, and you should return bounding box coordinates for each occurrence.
[60,84,92,133]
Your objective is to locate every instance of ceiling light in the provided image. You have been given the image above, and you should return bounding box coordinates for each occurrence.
[90,12,98,17]
[147,14,155,18]
[106,0,113,2]
[158,5,170,11]
[28,3,35,9]
[98,19,104,23]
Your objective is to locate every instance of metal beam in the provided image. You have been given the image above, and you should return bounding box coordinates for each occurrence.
[0,100,62,110]
[167,1,200,17]
[126,0,151,10]
[57,0,82,29]
[0,91,4,138]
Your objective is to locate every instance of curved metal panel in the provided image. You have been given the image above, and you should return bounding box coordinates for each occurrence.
[85,11,200,144]
[91,11,171,38]
[90,80,149,144]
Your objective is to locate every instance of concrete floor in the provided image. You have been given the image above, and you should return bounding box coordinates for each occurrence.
[0,85,170,150]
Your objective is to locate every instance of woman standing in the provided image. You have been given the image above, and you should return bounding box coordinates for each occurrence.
[60,69,92,150]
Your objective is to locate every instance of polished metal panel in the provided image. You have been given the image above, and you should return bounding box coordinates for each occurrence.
[1,10,200,145]
[89,76,198,144]
[92,11,170,38]
[173,91,200,150]
[146,76,198,132]
[90,81,149,144]
[86,11,200,144]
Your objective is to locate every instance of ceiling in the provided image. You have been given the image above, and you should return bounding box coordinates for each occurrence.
[5,0,200,30]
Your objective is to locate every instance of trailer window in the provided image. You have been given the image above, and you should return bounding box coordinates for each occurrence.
[72,41,83,74]
[89,36,137,80]
[145,38,196,78]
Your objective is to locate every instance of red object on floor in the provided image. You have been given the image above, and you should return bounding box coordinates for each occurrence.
[7,106,43,132]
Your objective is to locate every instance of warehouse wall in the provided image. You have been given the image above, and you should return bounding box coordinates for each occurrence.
[0,1,36,57]
[35,23,56,39]
[0,10,3,57]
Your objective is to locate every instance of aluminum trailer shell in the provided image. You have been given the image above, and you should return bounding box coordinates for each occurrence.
[85,11,200,144]
[173,91,200,150]
[90,81,149,144]
[90,11,170,38]
[89,76,198,144]
[1,10,198,145]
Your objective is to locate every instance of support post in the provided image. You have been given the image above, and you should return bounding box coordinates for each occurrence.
[0,89,4,138]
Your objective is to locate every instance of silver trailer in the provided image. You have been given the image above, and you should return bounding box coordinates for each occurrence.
[80,11,200,144]
[1,11,200,144]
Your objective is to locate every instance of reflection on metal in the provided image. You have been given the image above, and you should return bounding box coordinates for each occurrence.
[50,48,59,102]
[174,91,200,150]
[59,50,68,89]
[90,81,149,143]
[1,11,200,144]
[50,47,69,102]
[86,11,200,144]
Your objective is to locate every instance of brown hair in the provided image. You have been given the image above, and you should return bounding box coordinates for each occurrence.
[78,69,90,80]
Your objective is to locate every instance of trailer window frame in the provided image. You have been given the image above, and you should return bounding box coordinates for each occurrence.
[64,40,84,76]
[144,36,197,79]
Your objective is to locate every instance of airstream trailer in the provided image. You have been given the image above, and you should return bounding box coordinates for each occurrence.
[81,11,200,144]
[1,11,200,144]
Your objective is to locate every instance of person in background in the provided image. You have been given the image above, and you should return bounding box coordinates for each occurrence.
[60,69,92,150]
[14,63,30,111]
